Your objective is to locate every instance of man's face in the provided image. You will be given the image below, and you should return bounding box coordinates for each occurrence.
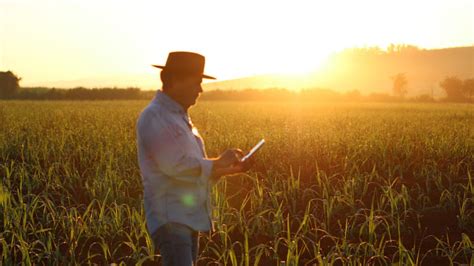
[168,74,203,110]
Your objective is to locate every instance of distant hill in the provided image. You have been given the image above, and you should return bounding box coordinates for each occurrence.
[203,46,474,96]
[24,46,473,96]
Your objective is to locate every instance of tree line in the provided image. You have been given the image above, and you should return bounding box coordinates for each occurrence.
[13,87,146,100]
[0,71,472,102]
[390,73,473,102]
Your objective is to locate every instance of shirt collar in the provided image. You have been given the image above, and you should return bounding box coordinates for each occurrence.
[153,91,186,114]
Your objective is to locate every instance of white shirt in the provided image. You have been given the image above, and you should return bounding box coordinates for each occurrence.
[136,91,214,235]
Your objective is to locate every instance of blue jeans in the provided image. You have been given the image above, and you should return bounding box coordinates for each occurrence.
[152,223,199,266]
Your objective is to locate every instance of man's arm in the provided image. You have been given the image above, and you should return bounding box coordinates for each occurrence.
[138,112,213,184]
[209,149,253,183]
[138,112,250,184]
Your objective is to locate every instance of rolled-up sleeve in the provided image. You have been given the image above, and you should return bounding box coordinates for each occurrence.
[137,111,213,184]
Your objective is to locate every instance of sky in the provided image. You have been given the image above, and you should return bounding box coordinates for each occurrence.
[0,0,473,88]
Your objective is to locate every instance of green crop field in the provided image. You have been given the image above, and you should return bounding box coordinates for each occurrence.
[0,100,473,265]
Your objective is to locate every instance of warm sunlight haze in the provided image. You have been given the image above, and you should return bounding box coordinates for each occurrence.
[1,1,473,264]
[0,0,472,89]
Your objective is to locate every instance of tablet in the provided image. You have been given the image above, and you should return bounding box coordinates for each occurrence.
[241,139,265,162]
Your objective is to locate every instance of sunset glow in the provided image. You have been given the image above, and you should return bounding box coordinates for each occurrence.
[0,0,472,88]
[1,0,473,264]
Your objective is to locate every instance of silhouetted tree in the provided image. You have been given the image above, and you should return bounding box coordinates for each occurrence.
[440,76,465,102]
[391,73,408,98]
[387,44,419,54]
[0,71,21,98]
[463,78,474,102]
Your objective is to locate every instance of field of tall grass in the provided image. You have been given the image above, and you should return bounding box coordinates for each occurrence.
[0,100,473,265]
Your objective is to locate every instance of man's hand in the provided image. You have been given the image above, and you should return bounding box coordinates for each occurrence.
[211,149,253,182]
[231,156,254,173]
[214,149,243,169]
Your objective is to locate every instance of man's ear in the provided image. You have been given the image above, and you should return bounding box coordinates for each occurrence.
[160,70,174,91]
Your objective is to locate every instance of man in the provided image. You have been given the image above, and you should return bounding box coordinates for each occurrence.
[136,51,251,265]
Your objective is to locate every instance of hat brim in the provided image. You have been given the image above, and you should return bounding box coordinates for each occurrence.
[152,65,216,80]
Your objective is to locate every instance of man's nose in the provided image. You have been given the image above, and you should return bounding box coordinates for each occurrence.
[198,85,203,93]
